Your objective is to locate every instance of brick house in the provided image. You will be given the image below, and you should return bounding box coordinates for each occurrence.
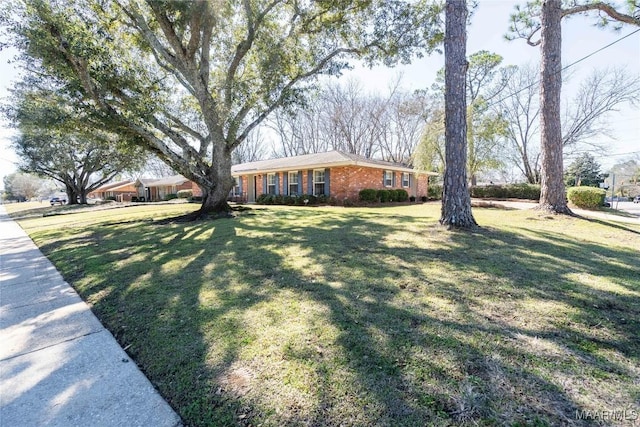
[88,180,137,202]
[231,151,436,203]
[134,175,202,201]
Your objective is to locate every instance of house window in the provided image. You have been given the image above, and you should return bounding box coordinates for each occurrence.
[288,172,299,195]
[267,173,276,194]
[384,170,393,187]
[402,172,410,188]
[313,169,325,196]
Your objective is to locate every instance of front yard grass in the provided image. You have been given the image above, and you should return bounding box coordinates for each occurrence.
[13,203,640,426]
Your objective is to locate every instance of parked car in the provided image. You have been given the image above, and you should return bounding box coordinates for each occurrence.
[634,196,640,203]
[50,197,67,205]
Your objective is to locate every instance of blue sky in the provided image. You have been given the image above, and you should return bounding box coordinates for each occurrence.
[1,0,638,189]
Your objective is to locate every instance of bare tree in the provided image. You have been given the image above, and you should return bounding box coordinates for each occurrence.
[562,67,640,150]
[498,63,542,184]
[271,77,426,164]
[440,0,477,228]
[377,86,425,165]
[232,129,268,165]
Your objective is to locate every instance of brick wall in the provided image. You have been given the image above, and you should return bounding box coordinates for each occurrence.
[416,174,429,199]
[330,166,429,200]
[237,166,431,202]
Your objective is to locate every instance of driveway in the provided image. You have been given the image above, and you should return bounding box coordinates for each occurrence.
[472,199,640,225]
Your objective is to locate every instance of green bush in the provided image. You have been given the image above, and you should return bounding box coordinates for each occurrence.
[377,189,391,203]
[164,193,178,201]
[177,190,193,199]
[359,189,378,202]
[317,194,330,204]
[395,189,409,202]
[106,196,117,201]
[409,196,416,202]
[567,186,606,209]
[421,196,428,202]
[428,184,442,200]
[256,193,322,206]
[470,184,540,200]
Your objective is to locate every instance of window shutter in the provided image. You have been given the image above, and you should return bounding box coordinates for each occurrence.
[238,177,243,195]
[408,173,412,188]
[262,175,267,194]
[392,172,396,187]
[308,170,313,194]
[283,173,288,195]
[275,173,280,195]
[298,171,303,195]
[382,170,386,186]
[325,168,330,196]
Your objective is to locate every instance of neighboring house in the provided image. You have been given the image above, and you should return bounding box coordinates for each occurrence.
[134,174,202,202]
[231,150,437,203]
[88,180,137,202]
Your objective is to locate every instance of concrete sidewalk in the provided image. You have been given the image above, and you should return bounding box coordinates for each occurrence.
[0,206,182,427]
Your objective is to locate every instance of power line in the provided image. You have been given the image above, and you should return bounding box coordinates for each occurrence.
[488,28,640,109]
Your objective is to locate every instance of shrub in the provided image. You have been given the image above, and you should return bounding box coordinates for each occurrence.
[507,183,540,200]
[164,193,178,201]
[421,196,428,202]
[359,189,378,202]
[428,184,442,200]
[317,194,329,204]
[395,189,409,202]
[567,186,606,209]
[106,196,117,201]
[377,189,391,203]
[190,196,203,202]
[409,196,416,203]
[470,184,540,200]
[177,190,193,199]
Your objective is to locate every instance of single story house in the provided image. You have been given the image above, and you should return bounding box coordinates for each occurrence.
[134,174,202,202]
[88,180,137,202]
[231,150,437,203]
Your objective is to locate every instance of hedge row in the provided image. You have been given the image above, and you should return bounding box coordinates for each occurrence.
[470,184,540,200]
[256,193,331,206]
[358,189,409,203]
[567,186,606,208]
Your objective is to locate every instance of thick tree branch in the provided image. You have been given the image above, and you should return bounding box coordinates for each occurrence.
[563,2,640,26]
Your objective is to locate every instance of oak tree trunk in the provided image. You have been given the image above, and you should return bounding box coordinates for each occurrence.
[538,0,571,214]
[65,184,78,205]
[440,0,477,229]
[195,143,234,218]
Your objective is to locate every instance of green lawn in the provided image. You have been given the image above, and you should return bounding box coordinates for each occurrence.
[11,202,640,426]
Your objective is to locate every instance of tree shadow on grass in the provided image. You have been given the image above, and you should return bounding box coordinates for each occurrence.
[35,207,640,426]
[572,214,640,235]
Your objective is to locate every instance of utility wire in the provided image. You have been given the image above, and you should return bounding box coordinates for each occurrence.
[487,28,640,109]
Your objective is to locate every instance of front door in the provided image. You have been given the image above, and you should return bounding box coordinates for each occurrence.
[247,175,256,203]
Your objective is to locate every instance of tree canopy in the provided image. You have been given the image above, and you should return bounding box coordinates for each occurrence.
[564,152,604,187]
[5,76,144,204]
[2,0,445,217]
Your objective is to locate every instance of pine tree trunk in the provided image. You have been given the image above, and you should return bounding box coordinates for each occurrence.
[538,0,571,214]
[440,0,477,229]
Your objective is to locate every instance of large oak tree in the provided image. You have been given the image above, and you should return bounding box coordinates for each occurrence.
[3,0,444,217]
[6,79,144,204]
